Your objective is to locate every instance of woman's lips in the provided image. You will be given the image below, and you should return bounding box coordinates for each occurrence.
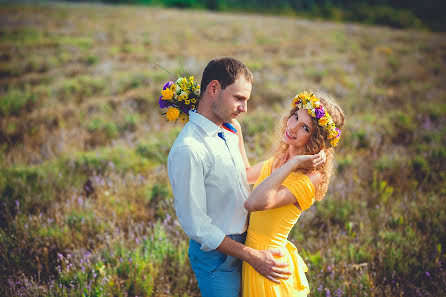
[285,130,296,140]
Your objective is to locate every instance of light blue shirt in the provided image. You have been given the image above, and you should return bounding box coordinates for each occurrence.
[168,111,249,251]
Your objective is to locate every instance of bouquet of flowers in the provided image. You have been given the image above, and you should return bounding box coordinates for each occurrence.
[159,76,201,122]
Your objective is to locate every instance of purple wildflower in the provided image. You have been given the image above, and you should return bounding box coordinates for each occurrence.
[159,96,170,108]
[425,271,430,277]
[163,81,174,90]
[181,104,189,114]
[336,128,342,138]
[315,108,325,118]
[325,288,331,297]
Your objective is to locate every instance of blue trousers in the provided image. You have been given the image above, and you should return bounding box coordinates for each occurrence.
[188,233,247,297]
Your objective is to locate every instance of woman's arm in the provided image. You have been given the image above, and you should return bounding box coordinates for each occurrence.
[244,154,323,212]
[246,161,264,185]
[232,119,250,169]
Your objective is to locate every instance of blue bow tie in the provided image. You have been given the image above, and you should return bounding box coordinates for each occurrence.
[218,132,226,141]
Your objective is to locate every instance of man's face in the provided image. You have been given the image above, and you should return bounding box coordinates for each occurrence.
[211,76,252,124]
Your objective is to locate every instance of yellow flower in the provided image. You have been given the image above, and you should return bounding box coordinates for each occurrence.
[166,107,180,122]
[161,88,173,100]
[299,91,312,101]
[191,98,197,104]
[319,116,329,126]
[308,109,316,117]
[98,265,106,276]
[179,113,189,123]
[328,128,338,139]
[330,137,340,147]
[185,99,190,105]
[179,92,188,101]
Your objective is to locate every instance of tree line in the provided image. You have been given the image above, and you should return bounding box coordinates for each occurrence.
[66,0,444,32]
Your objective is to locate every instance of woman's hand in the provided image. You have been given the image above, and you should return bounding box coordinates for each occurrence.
[289,150,326,170]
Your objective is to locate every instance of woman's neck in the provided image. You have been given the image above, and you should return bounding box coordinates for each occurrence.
[287,145,305,159]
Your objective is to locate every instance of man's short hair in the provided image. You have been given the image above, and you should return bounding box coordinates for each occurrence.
[200,57,253,96]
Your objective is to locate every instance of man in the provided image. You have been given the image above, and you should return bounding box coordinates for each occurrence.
[168,57,290,297]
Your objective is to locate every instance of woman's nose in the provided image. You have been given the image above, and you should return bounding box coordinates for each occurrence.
[288,120,298,132]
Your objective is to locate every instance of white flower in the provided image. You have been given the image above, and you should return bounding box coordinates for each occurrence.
[194,88,201,96]
[175,85,181,93]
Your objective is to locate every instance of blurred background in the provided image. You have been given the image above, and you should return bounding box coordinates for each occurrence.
[0,0,445,296]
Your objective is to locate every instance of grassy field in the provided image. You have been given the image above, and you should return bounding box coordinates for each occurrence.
[0,2,445,296]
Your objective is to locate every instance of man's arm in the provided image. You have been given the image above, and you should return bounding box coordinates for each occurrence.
[216,236,291,283]
[168,146,226,251]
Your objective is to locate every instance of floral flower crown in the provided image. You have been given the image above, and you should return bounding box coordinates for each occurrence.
[159,76,201,122]
[292,91,341,147]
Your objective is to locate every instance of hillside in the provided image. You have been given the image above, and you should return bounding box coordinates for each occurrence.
[0,2,445,296]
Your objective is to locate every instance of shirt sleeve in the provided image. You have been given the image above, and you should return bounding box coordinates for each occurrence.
[167,145,226,251]
[281,173,316,212]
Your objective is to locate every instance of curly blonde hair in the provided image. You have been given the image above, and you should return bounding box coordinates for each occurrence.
[272,90,345,201]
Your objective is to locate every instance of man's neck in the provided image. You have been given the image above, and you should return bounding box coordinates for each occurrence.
[196,106,223,127]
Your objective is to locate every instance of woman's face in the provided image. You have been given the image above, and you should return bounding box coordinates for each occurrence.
[283,108,314,149]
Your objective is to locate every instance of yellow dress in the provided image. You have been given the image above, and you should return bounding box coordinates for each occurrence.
[242,158,316,297]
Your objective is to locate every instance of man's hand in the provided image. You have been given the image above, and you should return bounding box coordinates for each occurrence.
[290,150,326,170]
[248,248,291,283]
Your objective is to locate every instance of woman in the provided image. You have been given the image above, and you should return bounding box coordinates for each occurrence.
[237,90,345,296]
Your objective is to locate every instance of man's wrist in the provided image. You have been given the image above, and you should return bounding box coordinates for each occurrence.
[242,246,259,264]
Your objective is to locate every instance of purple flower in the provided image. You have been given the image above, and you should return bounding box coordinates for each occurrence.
[425,271,430,277]
[163,81,174,90]
[336,128,342,138]
[325,288,331,297]
[159,97,170,108]
[315,108,325,119]
[181,104,189,114]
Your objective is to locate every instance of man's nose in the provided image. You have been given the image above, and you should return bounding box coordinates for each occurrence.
[238,102,247,113]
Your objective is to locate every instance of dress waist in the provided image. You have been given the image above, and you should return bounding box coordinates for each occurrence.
[245,229,288,249]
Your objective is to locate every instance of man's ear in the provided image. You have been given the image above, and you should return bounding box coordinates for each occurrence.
[207,80,221,97]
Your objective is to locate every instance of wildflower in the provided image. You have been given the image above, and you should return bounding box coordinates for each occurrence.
[159,97,170,108]
[315,108,325,119]
[179,92,188,101]
[166,107,180,122]
[319,116,329,126]
[161,88,173,100]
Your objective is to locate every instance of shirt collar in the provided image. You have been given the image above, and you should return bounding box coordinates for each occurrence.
[189,111,222,137]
